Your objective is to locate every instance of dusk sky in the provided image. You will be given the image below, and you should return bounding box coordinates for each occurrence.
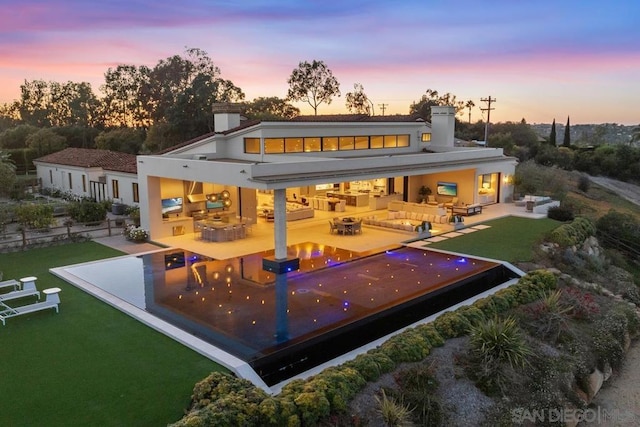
[1,0,639,125]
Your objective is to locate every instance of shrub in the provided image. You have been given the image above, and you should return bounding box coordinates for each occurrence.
[560,287,600,320]
[68,200,107,223]
[549,217,595,247]
[380,328,432,363]
[577,174,590,192]
[123,225,149,242]
[14,203,55,229]
[344,351,396,381]
[547,205,574,222]
[394,363,443,426]
[433,310,472,339]
[591,307,631,369]
[375,389,414,427]
[469,316,531,393]
[521,290,571,342]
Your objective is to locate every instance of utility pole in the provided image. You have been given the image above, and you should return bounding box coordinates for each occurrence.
[378,103,388,116]
[480,96,496,146]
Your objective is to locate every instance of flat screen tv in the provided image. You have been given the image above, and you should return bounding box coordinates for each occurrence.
[161,197,183,215]
[436,182,458,197]
[206,200,224,210]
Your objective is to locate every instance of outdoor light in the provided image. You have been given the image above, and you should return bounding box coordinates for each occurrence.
[482,182,491,189]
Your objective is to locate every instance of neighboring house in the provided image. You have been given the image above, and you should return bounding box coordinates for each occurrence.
[33,148,139,206]
[136,104,518,260]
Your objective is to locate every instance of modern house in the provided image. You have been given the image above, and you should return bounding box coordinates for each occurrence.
[33,148,139,206]
[135,104,517,263]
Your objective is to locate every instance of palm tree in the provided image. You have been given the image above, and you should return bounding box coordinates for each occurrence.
[465,100,475,123]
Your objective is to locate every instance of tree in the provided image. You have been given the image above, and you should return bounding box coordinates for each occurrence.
[99,64,151,128]
[548,119,556,146]
[409,89,464,122]
[26,128,67,157]
[286,60,340,115]
[465,100,475,123]
[0,150,17,197]
[243,97,299,120]
[94,128,145,154]
[0,124,39,149]
[563,116,571,148]
[345,83,372,115]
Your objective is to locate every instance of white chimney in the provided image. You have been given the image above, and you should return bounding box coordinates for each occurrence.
[430,106,456,147]
[212,102,243,132]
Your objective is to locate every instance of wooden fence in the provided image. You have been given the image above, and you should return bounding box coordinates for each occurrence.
[0,217,133,252]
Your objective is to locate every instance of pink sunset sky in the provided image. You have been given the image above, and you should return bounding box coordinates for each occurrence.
[1,0,639,125]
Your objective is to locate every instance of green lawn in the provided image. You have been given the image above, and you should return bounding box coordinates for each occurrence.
[428,216,561,262]
[0,242,224,427]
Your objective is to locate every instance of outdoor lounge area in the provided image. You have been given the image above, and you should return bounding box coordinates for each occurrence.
[0,275,62,325]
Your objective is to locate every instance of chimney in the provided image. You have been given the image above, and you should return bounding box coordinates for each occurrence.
[212,102,243,132]
[430,106,456,147]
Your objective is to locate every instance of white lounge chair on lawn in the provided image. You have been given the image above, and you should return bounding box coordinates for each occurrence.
[0,279,20,292]
[0,276,40,303]
[0,287,61,325]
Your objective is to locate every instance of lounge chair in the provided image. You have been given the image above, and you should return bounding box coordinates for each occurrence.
[0,276,40,302]
[0,279,20,293]
[0,287,61,325]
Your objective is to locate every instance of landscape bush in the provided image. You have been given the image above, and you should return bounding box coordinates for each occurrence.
[13,203,55,229]
[394,363,443,425]
[548,216,596,247]
[432,310,472,339]
[547,205,575,222]
[67,200,108,223]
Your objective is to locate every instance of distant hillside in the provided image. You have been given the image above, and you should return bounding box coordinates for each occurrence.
[530,123,636,145]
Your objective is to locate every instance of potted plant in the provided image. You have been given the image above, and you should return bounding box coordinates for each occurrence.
[418,185,432,203]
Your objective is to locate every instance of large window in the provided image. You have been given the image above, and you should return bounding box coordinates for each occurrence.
[323,137,338,151]
[244,138,260,154]
[285,137,303,153]
[112,179,119,199]
[304,137,321,152]
[82,175,87,192]
[245,134,411,154]
[355,136,369,150]
[132,183,139,203]
[68,173,73,189]
[264,138,284,154]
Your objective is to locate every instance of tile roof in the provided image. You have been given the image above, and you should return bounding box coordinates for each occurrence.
[34,148,138,174]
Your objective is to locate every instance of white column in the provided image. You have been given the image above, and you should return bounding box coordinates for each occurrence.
[273,189,287,260]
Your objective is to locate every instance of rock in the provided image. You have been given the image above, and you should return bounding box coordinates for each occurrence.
[586,369,604,400]
[603,362,613,382]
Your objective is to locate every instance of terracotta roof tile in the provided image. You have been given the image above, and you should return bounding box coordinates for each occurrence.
[34,148,137,174]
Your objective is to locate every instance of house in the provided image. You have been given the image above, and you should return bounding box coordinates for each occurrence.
[33,148,139,206]
[135,104,517,264]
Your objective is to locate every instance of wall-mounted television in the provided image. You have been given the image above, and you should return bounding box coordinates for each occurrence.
[436,182,458,197]
[161,197,183,215]
[206,200,224,210]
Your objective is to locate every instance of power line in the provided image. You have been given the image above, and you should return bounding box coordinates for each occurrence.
[480,96,496,146]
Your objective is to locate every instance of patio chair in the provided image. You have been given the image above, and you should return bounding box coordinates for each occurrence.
[0,278,40,303]
[0,287,61,326]
[329,220,339,234]
[0,279,20,293]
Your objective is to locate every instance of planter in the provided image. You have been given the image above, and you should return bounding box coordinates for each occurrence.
[112,203,125,215]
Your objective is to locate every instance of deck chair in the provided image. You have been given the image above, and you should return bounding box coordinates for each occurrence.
[0,278,40,302]
[0,287,61,326]
[0,279,20,293]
